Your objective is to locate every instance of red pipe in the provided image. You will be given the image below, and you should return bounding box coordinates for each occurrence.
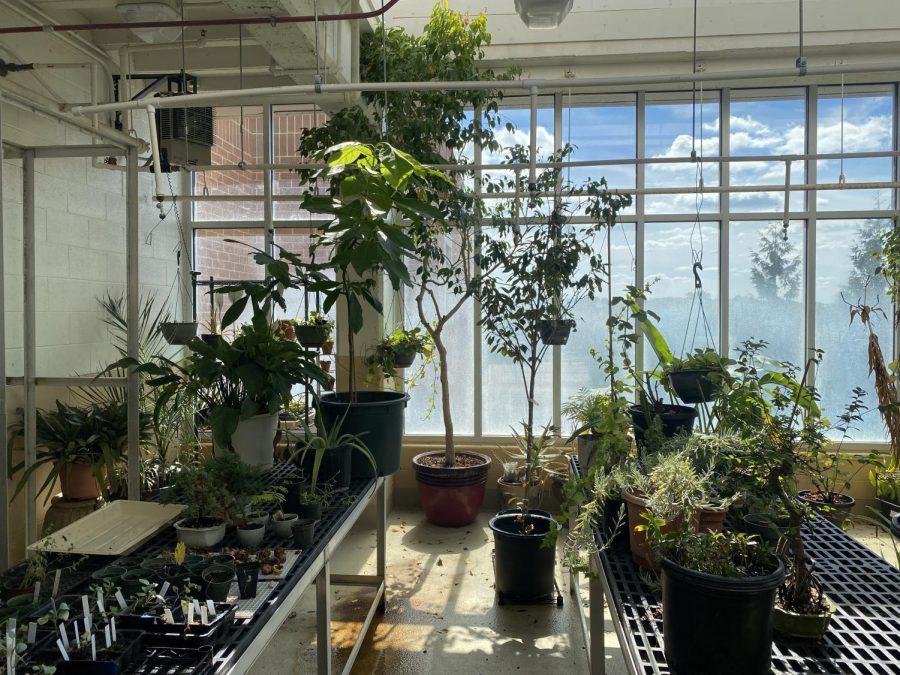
[0,0,400,35]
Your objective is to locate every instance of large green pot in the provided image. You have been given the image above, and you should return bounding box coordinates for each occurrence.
[317,391,410,477]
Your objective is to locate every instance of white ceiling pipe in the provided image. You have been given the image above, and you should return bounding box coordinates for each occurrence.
[157,179,900,202]
[144,104,167,206]
[70,61,900,116]
[181,149,900,173]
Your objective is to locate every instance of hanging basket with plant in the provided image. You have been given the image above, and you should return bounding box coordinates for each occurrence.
[365,327,433,381]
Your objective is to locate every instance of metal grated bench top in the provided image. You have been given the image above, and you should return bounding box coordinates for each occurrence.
[574,459,900,675]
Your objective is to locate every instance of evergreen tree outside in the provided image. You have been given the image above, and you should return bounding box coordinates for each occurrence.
[846,217,890,302]
[750,224,802,301]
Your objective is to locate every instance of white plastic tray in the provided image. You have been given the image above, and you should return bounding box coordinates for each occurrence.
[29,500,185,555]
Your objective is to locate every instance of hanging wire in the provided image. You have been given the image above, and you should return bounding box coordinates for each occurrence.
[238,25,246,169]
[839,73,846,184]
[690,0,698,159]
[381,0,388,139]
[313,0,322,87]
[180,0,189,165]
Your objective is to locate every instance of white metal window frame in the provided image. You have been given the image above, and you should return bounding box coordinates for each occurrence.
[188,87,900,449]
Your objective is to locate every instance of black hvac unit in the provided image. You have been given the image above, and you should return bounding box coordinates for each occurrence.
[156,102,213,169]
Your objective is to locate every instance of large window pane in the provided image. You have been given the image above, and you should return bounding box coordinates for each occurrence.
[273,105,327,221]
[817,86,894,211]
[730,89,805,213]
[645,96,720,214]
[560,223,636,434]
[194,107,264,221]
[816,218,892,440]
[729,220,805,365]
[644,222,720,372]
[481,97,554,193]
[562,94,636,214]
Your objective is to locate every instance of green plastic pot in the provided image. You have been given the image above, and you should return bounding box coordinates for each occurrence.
[317,391,410,477]
[773,595,837,639]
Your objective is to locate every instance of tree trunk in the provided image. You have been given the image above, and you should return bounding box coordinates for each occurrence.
[433,332,455,466]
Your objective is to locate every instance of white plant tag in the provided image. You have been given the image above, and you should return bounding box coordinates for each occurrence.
[26,623,36,645]
[104,625,111,649]
[72,621,80,649]
[200,605,208,626]
[6,618,15,638]
[85,612,92,634]
[159,582,170,597]
[52,570,62,597]
[163,608,175,625]
[110,617,117,643]
[186,603,194,626]
[56,638,69,661]
[115,590,127,611]
[192,599,201,617]
[90,635,96,661]
[58,623,69,650]
[96,589,106,616]
[205,600,216,616]
[81,596,90,621]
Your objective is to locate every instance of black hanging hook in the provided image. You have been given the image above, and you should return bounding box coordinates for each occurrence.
[693,261,703,290]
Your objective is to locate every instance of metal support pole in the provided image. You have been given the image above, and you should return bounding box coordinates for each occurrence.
[806,85,819,387]
[376,477,386,612]
[589,553,605,675]
[262,103,274,322]
[529,86,538,188]
[23,148,36,545]
[126,146,141,501]
[316,560,332,673]
[719,89,731,356]
[634,92,646,375]
[0,93,8,568]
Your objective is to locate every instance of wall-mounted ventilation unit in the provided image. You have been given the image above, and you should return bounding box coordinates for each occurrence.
[156,101,213,170]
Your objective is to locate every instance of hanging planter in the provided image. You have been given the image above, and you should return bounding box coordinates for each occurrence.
[159,321,198,345]
[667,368,720,404]
[539,319,575,345]
[628,403,697,449]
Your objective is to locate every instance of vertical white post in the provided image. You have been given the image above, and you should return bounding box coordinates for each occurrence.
[126,146,141,500]
[23,149,36,544]
[634,93,646,375]
[806,85,818,386]
[0,93,8,568]
[316,561,332,673]
[376,478,386,611]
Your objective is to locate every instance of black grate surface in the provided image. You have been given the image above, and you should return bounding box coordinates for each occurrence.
[571,458,900,675]
[17,464,376,674]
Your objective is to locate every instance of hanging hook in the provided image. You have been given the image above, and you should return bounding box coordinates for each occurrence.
[693,261,703,290]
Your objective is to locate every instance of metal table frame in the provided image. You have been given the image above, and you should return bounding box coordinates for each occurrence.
[228,476,386,675]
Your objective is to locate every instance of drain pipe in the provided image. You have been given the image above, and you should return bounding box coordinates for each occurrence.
[0,0,401,35]
[145,104,166,211]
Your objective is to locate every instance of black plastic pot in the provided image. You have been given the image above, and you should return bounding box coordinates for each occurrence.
[299,445,352,490]
[741,513,789,544]
[236,562,259,599]
[628,404,697,450]
[295,325,329,348]
[281,476,308,512]
[797,490,855,528]
[317,391,410,477]
[539,319,576,346]
[667,368,720,404]
[393,349,417,368]
[200,334,222,348]
[52,629,144,675]
[661,557,785,675]
[292,518,317,549]
[297,500,322,520]
[489,511,560,601]
[201,565,235,603]
[159,321,198,345]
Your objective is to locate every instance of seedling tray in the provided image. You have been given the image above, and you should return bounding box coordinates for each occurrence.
[115,604,235,648]
[126,645,214,674]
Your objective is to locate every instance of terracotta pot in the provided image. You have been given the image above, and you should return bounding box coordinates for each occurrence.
[413,451,491,527]
[59,463,100,501]
[497,476,542,511]
[321,341,334,355]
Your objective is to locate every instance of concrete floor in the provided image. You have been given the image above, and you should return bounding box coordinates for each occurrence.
[251,509,898,675]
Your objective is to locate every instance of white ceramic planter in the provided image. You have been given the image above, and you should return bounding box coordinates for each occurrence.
[272,513,298,538]
[236,524,265,548]
[230,413,279,468]
[174,518,226,548]
[245,511,269,528]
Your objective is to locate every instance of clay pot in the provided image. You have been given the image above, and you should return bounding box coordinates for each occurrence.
[59,463,100,501]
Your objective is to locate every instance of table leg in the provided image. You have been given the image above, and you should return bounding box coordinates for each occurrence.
[590,554,605,675]
[376,478,386,612]
[316,560,332,674]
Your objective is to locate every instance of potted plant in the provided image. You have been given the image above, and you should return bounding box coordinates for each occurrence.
[272,510,299,539]
[115,287,330,468]
[664,347,733,404]
[365,327,433,380]
[8,400,151,504]
[494,424,560,512]
[797,386,868,528]
[162,460,229,548]
[294,312,332,349]
[200,283,225,347]
[562,387,632,471]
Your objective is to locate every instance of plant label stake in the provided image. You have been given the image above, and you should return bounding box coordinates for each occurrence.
[85,611,92,634]
[72,621,80,649]
[58,623,69,650]
[56,638,69,661]
[104,625,111,649]
[186,602,194,626]
[32,581,40,603]
[163,608,175,625]
[192,599,201,618]
[81,596,90,623]
[206,599,216,616]
[90,635,96,661]
[96,589,106,617]
[115,591,127,611]
[111,617,117,643]
[160,582,170,598]
[52,570,61,598]
[26,623,36,645]
[200,605,209,626]
[6,618,14,638]
[6,635,13,675]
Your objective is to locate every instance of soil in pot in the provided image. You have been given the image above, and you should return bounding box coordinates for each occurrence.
[317,391,409,477]
[292,518,317,549]
[202,565,235,603]
[413,451,492,527]
[59,462,100,501]
[662,557,785,675]
[489,511,560,600]
[798,490,855,528]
